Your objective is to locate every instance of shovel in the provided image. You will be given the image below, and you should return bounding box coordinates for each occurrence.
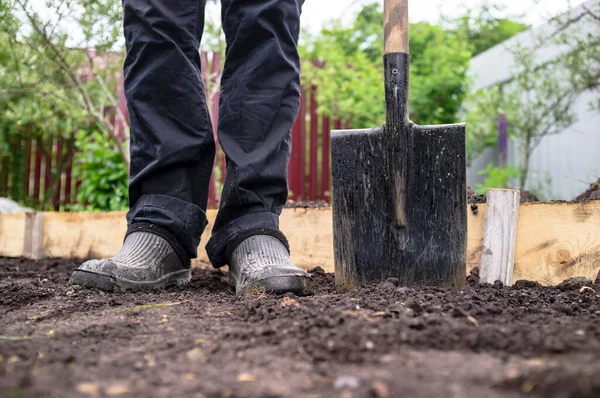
[331,0,467,291]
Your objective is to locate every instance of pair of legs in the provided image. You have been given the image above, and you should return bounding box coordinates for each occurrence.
[70,0,313,295]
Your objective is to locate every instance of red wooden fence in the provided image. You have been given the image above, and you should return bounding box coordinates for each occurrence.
[1,52,344,209]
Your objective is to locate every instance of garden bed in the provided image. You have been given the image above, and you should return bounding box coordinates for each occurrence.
[2,199,599,286]
[1,257,600,397]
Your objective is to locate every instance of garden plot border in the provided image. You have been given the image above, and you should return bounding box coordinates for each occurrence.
[0,200,598,286]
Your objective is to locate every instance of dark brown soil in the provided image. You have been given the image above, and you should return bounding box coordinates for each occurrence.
[2,258,600,398]
[467,186,539,205]
[575,179,600,201]
[284,200,330,209]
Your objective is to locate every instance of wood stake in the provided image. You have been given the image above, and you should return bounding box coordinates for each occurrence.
[479,189,520,286]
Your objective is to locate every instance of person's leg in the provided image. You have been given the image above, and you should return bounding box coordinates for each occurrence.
[70,0,214,291]
[206,0,313,295]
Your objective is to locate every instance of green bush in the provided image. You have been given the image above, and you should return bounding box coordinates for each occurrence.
[475,163,521,194]
[70,130,128,211]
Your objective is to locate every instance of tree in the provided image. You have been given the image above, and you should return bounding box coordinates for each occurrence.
[0,0,129,167]
[549,2,600,111]
[299,2,527,130]
[454,4,529,56]
[463,2,600,190]
[300,2,473,128]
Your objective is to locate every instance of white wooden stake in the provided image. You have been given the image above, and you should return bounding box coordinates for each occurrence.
[23,211,44,260]
[479,189,520,286]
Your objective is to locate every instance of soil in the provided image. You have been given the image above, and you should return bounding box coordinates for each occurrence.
[575,179,600,201]
[2,258,600,398]
[284,200,330,209]
[466,186,539,205]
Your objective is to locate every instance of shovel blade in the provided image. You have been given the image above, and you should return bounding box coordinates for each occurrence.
[331,123,467,291]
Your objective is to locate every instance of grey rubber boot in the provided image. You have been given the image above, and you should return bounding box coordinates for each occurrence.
[69,227,190,292]
[228,235,315,296]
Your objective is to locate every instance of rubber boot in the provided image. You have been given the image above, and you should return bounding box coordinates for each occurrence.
[69,225,190,292]
[228,235,315,296]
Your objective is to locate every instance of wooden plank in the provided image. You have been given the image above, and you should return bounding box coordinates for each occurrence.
[1,203,598,287]
[41,212,127,259]
[23,211,44,260]
[0,213,27,257]
[514,201,600,285]
[479,189,520,286]
[467,204,486,274]
[22,209,333,271]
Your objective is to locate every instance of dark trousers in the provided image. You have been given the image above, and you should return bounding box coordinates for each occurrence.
[122,0,302,266]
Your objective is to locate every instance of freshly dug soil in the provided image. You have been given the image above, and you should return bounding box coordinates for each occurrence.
[467,186,539,205]
[575,179,600,201]
[284,200,330,209]
[2,258,600,398]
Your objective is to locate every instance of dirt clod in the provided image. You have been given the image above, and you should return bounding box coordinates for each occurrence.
[514,280,543,289]
[557,277,593,291]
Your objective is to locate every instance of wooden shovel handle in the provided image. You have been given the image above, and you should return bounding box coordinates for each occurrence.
[384,0,409,54]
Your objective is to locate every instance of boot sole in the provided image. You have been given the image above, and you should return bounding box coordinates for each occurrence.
[236,275,315,297]
[69,269,191,292]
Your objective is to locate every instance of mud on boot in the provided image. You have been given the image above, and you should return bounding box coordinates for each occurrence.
[228,235,315,296]
[69,223,191,292]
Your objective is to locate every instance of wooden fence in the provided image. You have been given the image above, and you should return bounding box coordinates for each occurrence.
[0,51,345,209]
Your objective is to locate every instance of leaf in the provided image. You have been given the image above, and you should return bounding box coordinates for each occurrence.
[0,335,30,341]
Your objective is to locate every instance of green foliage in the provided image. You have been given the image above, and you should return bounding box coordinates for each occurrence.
[70,130,128,211]
[300,2,526,130]
[464,34,591,189]
[462,85,503,164]
[550,4,600,112]
[0,0,129,166]
[454,5,529,56]
[475,163,521,194]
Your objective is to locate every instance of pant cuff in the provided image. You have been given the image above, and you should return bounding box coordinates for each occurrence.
[126,194,207,258]
[206,212,289,267]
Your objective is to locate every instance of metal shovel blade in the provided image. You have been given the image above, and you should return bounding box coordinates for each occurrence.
[331,53,467,292]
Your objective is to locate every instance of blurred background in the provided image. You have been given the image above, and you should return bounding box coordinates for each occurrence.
[0,0,598,212]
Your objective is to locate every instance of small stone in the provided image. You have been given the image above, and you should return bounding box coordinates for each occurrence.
[105,383,130,396]
[186,348,204,361]
[371,381,390,397]
[365,341,374,350]
[557,277,592,291]
[76,383,100,395]
[466,315,479,327]
[396,287,410,294]
[237,373,257,382]
[493,280,504,289]
[280,297,300,308]
[334,376,360,390]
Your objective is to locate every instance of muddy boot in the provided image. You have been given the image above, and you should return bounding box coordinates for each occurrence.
[228,235,315,296]
[69,224,190,292]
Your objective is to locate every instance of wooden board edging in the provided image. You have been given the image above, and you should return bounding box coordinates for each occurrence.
[1,202,599,286]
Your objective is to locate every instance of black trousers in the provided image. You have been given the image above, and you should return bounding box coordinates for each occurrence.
[122,0,302,266]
